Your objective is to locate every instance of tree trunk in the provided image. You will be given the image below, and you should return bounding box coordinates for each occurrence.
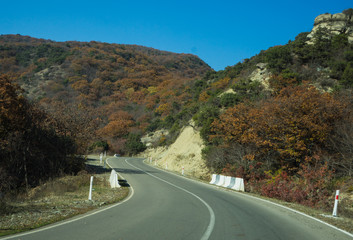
[23,145,29,191]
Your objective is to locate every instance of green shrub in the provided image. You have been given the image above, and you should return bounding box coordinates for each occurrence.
[220,93,240,107]
[89,141,109,152]
[342,63,353,87]
[124,133,146,155]
[193,105,219,142]
[264,45,292,73]
[146,119,162,132]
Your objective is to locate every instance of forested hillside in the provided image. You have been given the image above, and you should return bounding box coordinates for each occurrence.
[0,34,211,150]
[0,34,211,191]
[165,9,353,210]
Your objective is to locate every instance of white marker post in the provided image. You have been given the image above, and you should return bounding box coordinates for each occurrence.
[88,176,94,201]
[182,166,184,175]
[332,190,339,217]
[100,153,103,164]
[166,162,168,170]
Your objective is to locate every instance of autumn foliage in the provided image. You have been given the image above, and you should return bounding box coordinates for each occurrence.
[205,84,353,206]
[0,75,85,191]
[0,34,211,154]
[254,158,333,208]
[211,85,346,171]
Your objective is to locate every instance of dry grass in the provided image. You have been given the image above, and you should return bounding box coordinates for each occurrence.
[0,158,129,237]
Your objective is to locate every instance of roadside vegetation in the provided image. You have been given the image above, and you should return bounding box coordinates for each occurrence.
[0,157,129,237]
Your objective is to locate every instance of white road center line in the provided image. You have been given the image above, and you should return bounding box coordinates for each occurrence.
[124,158,215,240]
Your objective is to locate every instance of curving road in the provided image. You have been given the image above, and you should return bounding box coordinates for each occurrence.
[2,157,353,240]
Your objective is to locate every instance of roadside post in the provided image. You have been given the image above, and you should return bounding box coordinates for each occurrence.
[88,176,94,201]
[332,190,339,217]
[182,166,184,175]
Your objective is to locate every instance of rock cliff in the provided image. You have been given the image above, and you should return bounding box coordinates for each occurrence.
[307,9,353,43]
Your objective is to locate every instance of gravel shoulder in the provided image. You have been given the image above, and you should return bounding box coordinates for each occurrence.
[0,155,129,237]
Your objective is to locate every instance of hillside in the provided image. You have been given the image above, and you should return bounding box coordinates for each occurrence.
[0,34,212,154]
[142,8,353,215]
[0,34,210,101]
[0,34,212,193]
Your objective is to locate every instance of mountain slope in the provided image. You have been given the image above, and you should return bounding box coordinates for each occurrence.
[0,34,210,100]
[0,34,212,153]
[141,9,353,218]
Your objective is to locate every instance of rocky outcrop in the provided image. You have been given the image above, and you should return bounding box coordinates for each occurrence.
[307,9,353,43]
[19,65,68,100]
[248,63,272,89]
[142,121,209,179]
[141,129,169,148]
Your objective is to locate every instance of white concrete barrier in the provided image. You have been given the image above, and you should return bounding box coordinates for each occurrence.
[210,174,217,184]
[223,176,232,188]
[216,175,226,186]
[227,177,236,188]
[110,169,120,188]
[213,175,220,185]
[231,177,244,192]
[210,174,245,191]
[239,178,245,191]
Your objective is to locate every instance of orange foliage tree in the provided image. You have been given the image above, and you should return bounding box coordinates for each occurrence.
[98,111,135,138]
[211,85,346,172]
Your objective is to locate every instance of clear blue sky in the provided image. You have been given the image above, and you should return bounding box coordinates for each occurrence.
[1,0,351,70]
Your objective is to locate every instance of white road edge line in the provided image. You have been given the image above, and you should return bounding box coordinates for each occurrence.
[124,158,215,240]
[241,193,353,238]
[1,157,134,240]
[143,158,353,238]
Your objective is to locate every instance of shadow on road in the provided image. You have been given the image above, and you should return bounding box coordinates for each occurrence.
[118,179,130,187]
[86,164,111,174]
[85,158,111,174]
[116,168,157,175]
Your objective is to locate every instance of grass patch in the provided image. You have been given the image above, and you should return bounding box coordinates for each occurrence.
[0,159,129,237]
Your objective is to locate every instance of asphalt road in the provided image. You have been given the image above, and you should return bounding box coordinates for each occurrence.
[3,157,353,240]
